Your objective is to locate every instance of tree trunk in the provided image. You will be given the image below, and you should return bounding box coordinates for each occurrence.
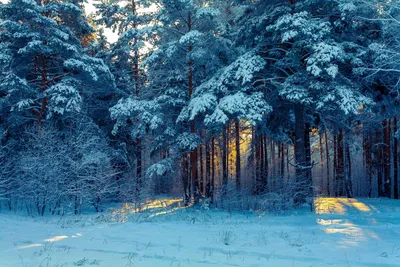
[294,104,311,203]
[182,155,190,206]
[264,134,269,192]
[282,143,285,178]
[344,132,353,198]
[222,125,228,203]
[286,145,290,182]
[205,139,211,198]
[319,132,324,195]
[336,129,345,197]
[270,140,275,180]
[260,132,265,191]
[376,130,384,197]
[325,132,330,196]
[190,124,200,203]
[304,122,312,187]
[235,120,241,192]
[383,119,391,198]
[136,138,142,201]
[211,137,215,203]
[199,144,204,196]
[394,117,399,199]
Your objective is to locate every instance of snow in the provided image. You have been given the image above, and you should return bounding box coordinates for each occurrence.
[179,30,204,46]
[0,198,400,267]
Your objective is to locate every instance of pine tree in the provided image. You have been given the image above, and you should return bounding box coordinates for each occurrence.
[0,0,115,129]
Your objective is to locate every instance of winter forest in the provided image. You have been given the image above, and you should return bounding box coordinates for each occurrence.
[1,0,400,266]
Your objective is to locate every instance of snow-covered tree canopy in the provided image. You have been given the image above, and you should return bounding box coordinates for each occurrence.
[0,0,115,125]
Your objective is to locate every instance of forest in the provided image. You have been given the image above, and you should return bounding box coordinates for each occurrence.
[1,0,400,216]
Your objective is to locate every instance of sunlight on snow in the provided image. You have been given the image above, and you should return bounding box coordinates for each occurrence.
[17,244,43,250]
[44,235,69,242]
[72,233,83,238]
[18,233,84,250]
[314,198,374,215]
[316,219,344,226]
[111,198,186,222]
[315,198,380,248]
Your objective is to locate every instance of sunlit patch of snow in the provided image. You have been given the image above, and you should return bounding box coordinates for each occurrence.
[17,244,43,250]
[314,197,375,215]
[2,198,400,266]
[71,233,83,238]
[44,235,69,242]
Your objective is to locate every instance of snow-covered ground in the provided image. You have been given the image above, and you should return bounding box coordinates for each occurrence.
[0,198,399,267]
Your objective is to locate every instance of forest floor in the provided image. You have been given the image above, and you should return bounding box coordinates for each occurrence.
[0,198,399,267]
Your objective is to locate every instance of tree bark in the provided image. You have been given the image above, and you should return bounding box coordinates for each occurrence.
[222,125,228,203]
[304,122,312,187]
[376,130,384,197]
[205,139,211,198]
[260,132,265,191]
[344,132,353,198]
[294,104,312,203]
[264,134,269,192]
[336,129,345,197]
[199,144,204,196]
[383,119,391,198]
[235,120,241,192]
[394,117,399,199]
[325,132,330,196]
[211,137,215,203]
[182,155,190,206]
[282,143,285,179]
[319,132,324,195]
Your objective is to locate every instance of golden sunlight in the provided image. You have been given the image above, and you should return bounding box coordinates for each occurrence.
[44,235,69,242]
[17,244,43,250]
[314,198,374,215]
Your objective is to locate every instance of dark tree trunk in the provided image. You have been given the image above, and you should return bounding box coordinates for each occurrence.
[254,134,261,195]
[205,139,211,198]
[235,120,241,192]
[319,132,324,195]
[199,144,204,196]
[264,134,269,191]
[294,105,312,203]
[282,144,285,173]
[270,140,275,180]
[304,123,312,189]
[344,132,353,198]
[336,129,345,197]
[394,117,399,199]
[325,132,330,196]
[286,146,290,181]
[182,155,190,206]
[136,138,142,200]
[333,134,337,196]
[260,133,265,191]
[222,125,228,202]
[383,119,391,198]
[190,131,200,203]
[211,137,215,203]
[363,131,373,198]
[376,130,384,197]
